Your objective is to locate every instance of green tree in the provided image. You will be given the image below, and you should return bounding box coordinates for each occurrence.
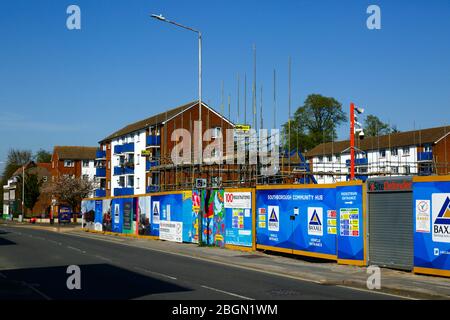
[17,173,43,216]
[282,94,347,151]
[364,115,393,137]
[34,149,52,163]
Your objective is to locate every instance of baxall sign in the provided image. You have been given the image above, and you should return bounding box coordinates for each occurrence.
[432,194,450,243]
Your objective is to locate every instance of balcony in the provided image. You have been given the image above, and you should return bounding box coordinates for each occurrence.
[96,150,106,159]
[418,151,433,162]
[146,160,160,171]
[114,143,134,154]
[113,188,134,196]
[146,135,161,146]
[146,185,160,193]
[113,165,134,175]
[96,167,106,177]
[95,189,106,197]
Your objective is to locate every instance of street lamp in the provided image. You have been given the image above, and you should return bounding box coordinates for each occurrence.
[150,13,202,164]
[150,13,204,245]
[350,103,365,180]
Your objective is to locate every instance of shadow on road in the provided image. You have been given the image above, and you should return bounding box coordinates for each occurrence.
[1,263,191,300]
[0,235,15,246]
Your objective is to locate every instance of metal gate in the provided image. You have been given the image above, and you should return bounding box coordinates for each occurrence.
[367,177,414,271]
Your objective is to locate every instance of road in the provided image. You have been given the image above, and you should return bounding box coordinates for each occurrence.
[0,224,399,300]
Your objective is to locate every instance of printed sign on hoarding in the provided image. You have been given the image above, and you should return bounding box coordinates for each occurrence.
[415,200,431,233]
[268,206,279,232]
[432,194,450,243]
[159,221,183,243]
[152,201,160,224]
[308,207,323,236]
[224,192,252,209]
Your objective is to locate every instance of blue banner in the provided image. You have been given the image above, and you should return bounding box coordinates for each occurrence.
[336,184,365,262]
[256,187,337,257]
[150,193,184,237]
[414,180,450,272]
[111,198,123,233]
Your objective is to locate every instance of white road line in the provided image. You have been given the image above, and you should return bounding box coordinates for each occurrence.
[95,255,113,262]
[201,285,253,300]
[48,230,417,300]
[22,282,52,300]
[133,266,177,280]
[67,246,86,254]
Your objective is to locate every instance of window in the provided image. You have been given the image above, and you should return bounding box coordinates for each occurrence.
[403,147,410,156]
[318,156,323,163]
[64,160,74,167]
[379,149,386,158]
[391,167,399,174]
[335,155,341,163]
[423,145,432,152]
[119,176,125,187]
[82,160,90,167]
[327,155,332,162]
[391,148,398,156]
[212,127,222,139]
[128,176,134,188]
[404,166,411,174]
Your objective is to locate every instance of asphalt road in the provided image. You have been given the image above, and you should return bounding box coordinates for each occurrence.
[0,225,399,300]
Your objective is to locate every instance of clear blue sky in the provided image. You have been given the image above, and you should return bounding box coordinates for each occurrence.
[1,0,449,172]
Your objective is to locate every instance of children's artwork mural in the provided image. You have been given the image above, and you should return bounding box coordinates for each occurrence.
[102,199,112,232]
[138,196,151,235]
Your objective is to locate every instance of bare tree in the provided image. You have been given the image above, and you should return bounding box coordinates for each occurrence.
[46,176,95,220]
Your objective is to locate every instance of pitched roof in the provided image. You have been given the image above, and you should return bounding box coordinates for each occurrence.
[305,125,450,158]
[99,101,194,142]
[53,146,97,160]
[99,100,234,143]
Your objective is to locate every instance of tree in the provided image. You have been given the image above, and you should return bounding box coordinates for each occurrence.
[45,176,95,217]
[364,115,396,137]
[282,94,347,151]
[34,149,52,163]
[16,173,43,216]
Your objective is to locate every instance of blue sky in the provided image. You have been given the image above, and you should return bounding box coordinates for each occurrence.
[0,0,449,171]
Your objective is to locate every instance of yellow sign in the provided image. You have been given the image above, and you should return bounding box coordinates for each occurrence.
[141,150,151,156]
[235,124,251,131]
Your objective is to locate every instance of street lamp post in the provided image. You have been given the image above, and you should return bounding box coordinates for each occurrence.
[150,13,204,245]
[150,13,202,163]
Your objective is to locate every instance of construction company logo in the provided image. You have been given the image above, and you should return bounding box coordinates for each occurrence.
[308,207,323,236]
[268,206,279,232]
[152,201,160,224]
[432,194,450,243]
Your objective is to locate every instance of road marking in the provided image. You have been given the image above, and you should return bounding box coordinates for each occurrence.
[67,246,86,254]
[21,228,417,300]
[201,285,253,300]
[133,266,177,280]
[22,282,52,300]
[95,255,113,262]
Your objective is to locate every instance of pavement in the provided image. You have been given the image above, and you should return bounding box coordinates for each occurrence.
[1,221,450,300]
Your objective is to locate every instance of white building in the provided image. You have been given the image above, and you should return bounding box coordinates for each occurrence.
[305,125,450,184]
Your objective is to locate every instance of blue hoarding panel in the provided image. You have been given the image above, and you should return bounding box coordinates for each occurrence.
[111,198,123,233]
[414,181,450,272]
[94,200,103,224]
[150,193,184,237]
[336,185,364,261]
[256,187,337,256]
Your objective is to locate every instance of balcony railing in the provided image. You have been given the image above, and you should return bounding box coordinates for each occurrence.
[146,135,161,146]
[95,189,106,197]
[96,150,106,159]
[96,167,106,177]
[146,185,160,193]
[113,165,134,175]
[113,188,134,196]
[114,143,134,154]
[418,151,433,161]
[146,160,160,171]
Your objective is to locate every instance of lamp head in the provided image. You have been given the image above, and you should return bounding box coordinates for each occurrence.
[151,14,166,21]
